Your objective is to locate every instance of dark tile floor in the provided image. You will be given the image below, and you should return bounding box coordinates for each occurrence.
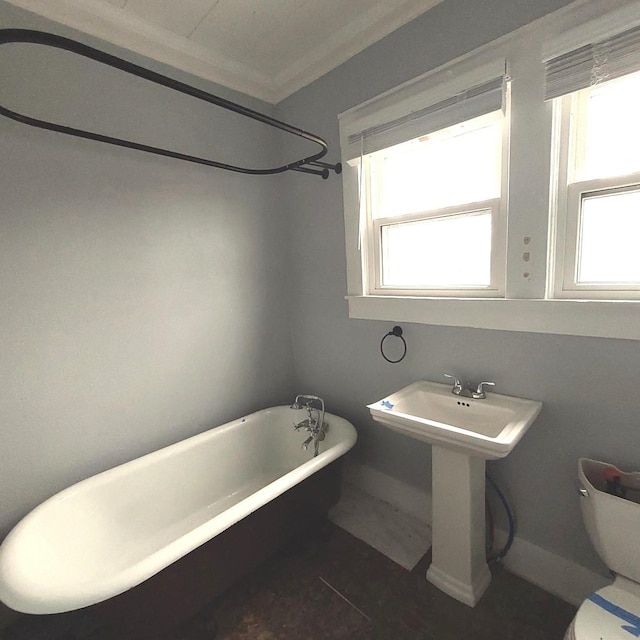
[3,521,576,640]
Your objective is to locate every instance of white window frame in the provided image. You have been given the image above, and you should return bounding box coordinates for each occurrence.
[359,105,509,299]
[338,0,640,341]
[551,90,640,299]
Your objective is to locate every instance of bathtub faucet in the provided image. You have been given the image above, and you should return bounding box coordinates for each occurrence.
[290,394,329,457]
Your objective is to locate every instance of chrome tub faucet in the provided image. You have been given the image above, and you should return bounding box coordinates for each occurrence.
[290,394,329,457]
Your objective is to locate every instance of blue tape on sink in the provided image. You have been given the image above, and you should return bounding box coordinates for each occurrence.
[587,593,640,637]
[381,400,394,409]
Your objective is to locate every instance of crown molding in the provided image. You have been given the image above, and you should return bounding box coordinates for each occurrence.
[272,0,445,103]
[3,0,444,104]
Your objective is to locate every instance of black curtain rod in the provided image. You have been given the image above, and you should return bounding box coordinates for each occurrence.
[0,29,342,179]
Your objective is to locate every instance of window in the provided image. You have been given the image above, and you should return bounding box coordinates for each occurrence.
[342,66,509,298]
[365,111,505,296]
[549,29,640,299]
[338,1,640,340]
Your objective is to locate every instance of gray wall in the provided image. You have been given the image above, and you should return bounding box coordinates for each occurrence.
[277,0,639,575]
[0,3,294,540]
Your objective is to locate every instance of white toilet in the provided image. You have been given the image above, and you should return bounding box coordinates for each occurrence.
[565,458,640,639]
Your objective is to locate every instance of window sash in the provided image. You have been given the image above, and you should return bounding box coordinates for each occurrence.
[554,175,640,298]
[368,199,505,297]
[367,111,503,221]
[570,70,640,183]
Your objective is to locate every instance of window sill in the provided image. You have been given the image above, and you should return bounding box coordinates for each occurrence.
[346,295,640,340]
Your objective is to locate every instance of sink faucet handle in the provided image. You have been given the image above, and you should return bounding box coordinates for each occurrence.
[475,381,496,397]
[444,373,463,392]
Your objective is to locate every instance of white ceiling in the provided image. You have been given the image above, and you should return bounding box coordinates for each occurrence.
[4,0,444,103]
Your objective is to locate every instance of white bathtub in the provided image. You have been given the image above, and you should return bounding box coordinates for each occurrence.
[0,405,357,616]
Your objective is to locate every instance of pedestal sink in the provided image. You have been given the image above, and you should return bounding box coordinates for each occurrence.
[368,380,542,606]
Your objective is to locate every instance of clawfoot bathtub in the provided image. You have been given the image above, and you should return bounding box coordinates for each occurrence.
[0,405,357,636]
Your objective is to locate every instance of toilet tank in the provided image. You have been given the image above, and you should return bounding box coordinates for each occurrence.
[579,458,640,583]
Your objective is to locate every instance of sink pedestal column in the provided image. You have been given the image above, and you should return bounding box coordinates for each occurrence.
[426,445,491,606]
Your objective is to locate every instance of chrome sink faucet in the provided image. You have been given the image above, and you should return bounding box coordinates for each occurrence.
[444,374,495,400]
[290,394,329,457]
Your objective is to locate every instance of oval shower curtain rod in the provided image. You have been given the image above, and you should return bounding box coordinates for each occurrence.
[0,29,342,179]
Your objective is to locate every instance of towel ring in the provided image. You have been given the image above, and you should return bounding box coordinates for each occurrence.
[380,326,407,364]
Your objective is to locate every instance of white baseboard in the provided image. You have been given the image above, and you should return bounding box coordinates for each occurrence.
[493,529,610,607]
[343,462,610,607]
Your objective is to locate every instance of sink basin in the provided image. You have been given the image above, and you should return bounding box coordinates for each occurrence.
[368,380,542,459]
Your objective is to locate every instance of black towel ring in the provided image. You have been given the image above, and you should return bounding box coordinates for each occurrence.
[380,325,407,364]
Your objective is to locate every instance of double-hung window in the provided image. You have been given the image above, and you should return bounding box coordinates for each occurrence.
[548,25,640,299]
[338,1,640,340]
[340,62,509,299]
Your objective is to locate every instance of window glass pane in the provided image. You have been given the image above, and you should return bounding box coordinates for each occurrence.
[371,113,502,219]
[577,188,640,284]
[579,70,640,181]
[381,211,491,287]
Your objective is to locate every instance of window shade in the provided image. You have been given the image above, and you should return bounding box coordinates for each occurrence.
[544,24,640,100]
[344,75,506,161]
